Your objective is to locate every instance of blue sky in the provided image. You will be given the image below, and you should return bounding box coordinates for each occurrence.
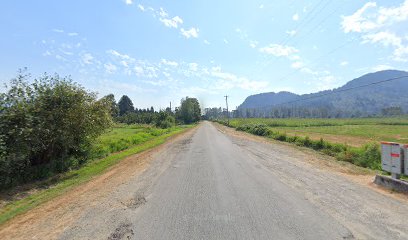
[0,0,407,109]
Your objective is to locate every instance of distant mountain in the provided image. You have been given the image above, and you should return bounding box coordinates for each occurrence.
[237,70,408,118]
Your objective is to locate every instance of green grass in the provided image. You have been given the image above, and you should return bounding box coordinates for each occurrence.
[217,117,408,173]
[227,117,408,145]
[228,117,408,128]
[91,124,180,158]
[0,124,193,226]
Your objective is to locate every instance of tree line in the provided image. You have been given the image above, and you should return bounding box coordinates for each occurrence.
[0,71,201,189]
[203,105,405,120]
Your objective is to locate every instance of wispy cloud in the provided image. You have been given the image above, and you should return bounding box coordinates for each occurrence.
[104,63,117,74]
[137,4,145,11]
[259,44,298,57]
[342,1,408,62]
[181,27,199,38]
[160,16,183,28]
[137,5,199,40]
[80,53,94,65]
[340,61,349,66]
[52,29,64,33]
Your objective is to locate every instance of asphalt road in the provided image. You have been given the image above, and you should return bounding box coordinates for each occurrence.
[3,121,408,239]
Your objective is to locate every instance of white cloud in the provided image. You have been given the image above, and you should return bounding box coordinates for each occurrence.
[286,30,297,36]
[259,4,264,9]
[340,61,349,66]
[259,44,298,57]
[249,40,258,48]
[81,53,94,65]
[125,0,133,5]
[204,40,210,45]
[300,67,318,75]
[107,49,133,61]
[159,7,168,17]
[160,16,183,28]
[161,59,179,67]
[291,61,304,69]
[292,13,299,21]
[210,67,268,91]
[341,2,377,33]
[289,55,301,61]
[137,4,145,11]
[394,45,408,62]
[189,63,198,71]
[68,32,78,36]
[181,27,199,38]
[223,38,229,44]
[372,64,394,71]
[104,63,117,74]
[59,48,73,55]
[342,1,408,62]
[362,31,402,47]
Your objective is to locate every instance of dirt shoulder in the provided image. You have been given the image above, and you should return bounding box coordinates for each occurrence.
[0,125,198,239]
[213,122,408,202]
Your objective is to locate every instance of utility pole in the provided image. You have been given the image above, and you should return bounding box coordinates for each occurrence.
[224,95,229,126]
[170,101,172,112]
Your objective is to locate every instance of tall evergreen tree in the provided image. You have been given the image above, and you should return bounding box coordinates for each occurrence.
[118,95,134,116]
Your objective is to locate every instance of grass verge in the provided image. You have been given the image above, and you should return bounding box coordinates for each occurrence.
[217,120,382,171]
[0,125,193,226]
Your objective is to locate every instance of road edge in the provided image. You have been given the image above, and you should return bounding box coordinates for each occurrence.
[0,124,197,227]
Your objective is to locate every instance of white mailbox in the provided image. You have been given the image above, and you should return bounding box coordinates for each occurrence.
[381,142,402,174]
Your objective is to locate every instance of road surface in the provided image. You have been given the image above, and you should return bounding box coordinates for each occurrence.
[1,121,408,239]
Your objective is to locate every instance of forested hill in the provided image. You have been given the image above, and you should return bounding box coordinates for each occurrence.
[237,70,408,118]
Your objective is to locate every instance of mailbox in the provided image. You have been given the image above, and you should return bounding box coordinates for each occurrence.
[381,142,402,174]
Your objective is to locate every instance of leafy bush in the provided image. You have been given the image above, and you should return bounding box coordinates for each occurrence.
[0,71,112,189]
[155,111,175,129]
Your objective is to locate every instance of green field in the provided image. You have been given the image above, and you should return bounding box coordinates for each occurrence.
[92,124,182,158]
[227,118,408,146]
[0,124,192,225]
[217,117,408,173]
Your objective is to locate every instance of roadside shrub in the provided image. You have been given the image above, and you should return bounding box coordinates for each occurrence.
[251,124,271,136]
[273,132,287,141]
[0,71,112,189]
[336,147,359,163]
[311,138,325,150]
[236,124,252,132]
[286,135,298,143]
[155,111,175,129]
[354,142,381,169]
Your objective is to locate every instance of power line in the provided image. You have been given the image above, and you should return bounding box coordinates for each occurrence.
[252,75,408,110]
